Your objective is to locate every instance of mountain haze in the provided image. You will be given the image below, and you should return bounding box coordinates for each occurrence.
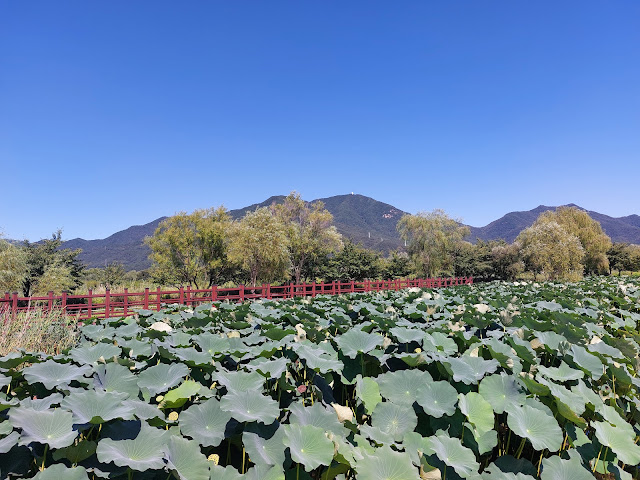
[58,195,640,270]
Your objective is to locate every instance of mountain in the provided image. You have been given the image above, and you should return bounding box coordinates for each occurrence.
[59,196,640,271]
[63,194,406,270]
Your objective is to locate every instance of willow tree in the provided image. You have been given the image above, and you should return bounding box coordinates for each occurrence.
[517,221,584,281]
[397,209,470,277]
[0,239,27,293]
[146,207,233,288]
[271,192,343,284]
[536,207,612,274]
[227,207,290,287]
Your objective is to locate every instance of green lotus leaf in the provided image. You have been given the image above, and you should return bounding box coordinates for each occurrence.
[458,392,494,434]
[282,424,334,470]
[32,465,90,480]
[193,332,230,355]
[569,345,603,380]
[242,425,285,467]
[96,424,168,471]
[295,344,343,373]
[597,404,636,438]
[164,435,210,480]
[9,406,77,448]
[481,462,536,479]
[93,362,140,398]
[249,357,289,379]
[465,424,498,455]
[506,404,563,452]
[537,362,584,382]
[587,342,624,359]
[356,444,420,480]
[0,374,10,389]
[0,351,40,369]
[0,420,12,436]
[0,431,19,454]
[123,398,164,421]
[173,348,213,366]
[61,390,134,424]
[22,360,92,390]
[179,398,232,447]
[19,393,63,411]
[390,327,424,344]
[415,380,458,418]
[335,328,384,359]
[118,338,153,358]
[220,390,279,424]
[423,332,458,355]
[355,376,382,414]
[539,451,595,480]
[424,432,479,478]
[137,362,189,396]
[479,373,526,414]
[371,401,417,442]
[244,465,285,480]
[162,380,202,408]
[52,440,97,463]
[215,370,265,392]
[289,402,349,438]
[209,465,242,480]
[593,421,640,466]
[444,356,499,385]
[376,370,433,406]
[69,343,121,365]
[536,377,586,415]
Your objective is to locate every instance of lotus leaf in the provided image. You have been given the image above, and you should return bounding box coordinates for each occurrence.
[242,425,285,467]
[96,424,168,471]
[61,390,134,424]
[458,392,494,434]
[289,402,349,438]
[479,373,525,414]
[215,370,265,392]
[220,390,279,424]
[22,360,92,390]
[376,369,433,406]
[335,328,384,358]
[282,424,334,470]
[415,380,458,418]
[164,435,210,480]
[537,361,584,382]
[9,406,77,448]
[93,362,140,398]
[444,356,499,385]
[179,398,232,447]
[32,465,90,480]
[593,421,640,465]
[0,431,19,454]
[506,404,562,452]
[162,380,202,408]
[355,445,419,480]
[69,343,121,365]
[137,362,189,396]
[355,376,382,414]
[540,450,595,480]
[371,401,417,442]
[424,431,480,478]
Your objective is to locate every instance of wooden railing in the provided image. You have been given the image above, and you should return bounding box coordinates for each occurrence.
[1,277,473,321]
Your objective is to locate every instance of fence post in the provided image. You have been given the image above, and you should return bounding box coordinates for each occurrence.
[187,286,192,306]
[123,288,128,316]
[62,291,68,314]
[47,291,53,312]
[144,288,149,309]
[312,281,316,297]
[105,289,110,319]
[212,285,218,302]
[179,286,184,305]
[11,292,18,322]
[240,285,245,303]
[266,284,271,300]
[87,289,93,318]
[351,280,355,293]
[156,287,161,311]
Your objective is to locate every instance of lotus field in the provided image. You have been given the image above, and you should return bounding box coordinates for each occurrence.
[1,278,640,479]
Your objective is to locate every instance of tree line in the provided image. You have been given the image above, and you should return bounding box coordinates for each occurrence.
[2,197,640,296]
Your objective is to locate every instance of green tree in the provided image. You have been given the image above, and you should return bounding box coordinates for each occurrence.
[227,208,290,287]
[316,240,382,281]
[537,207,612,274]
[100,262,126,289]
[397,209,470,277]
[490,241,524,281]
[272,192,343,284]
[0,239,28,293]
[380,250,412,279]
[146,207,234,288]
[608,243,640,274]
[517,221,584,281]
[21,231,84,296]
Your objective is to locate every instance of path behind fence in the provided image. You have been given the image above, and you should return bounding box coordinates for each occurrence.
[2,277,473,321]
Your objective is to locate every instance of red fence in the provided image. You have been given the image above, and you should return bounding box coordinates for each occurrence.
[1,277,473,322]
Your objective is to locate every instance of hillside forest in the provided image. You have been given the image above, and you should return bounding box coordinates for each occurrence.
[1,192,640,297]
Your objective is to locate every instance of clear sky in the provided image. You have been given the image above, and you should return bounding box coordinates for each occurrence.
[1,1,639,241]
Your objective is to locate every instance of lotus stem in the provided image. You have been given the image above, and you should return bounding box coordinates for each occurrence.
[40,444,48,471]
[128,467,133,480]
[297,463,300,480]
[515,437,526,459]
[592,445,603,472]
[537,449,545,477]
[505,428,512,455]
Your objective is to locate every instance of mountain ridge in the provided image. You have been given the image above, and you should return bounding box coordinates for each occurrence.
[55,195,640,270]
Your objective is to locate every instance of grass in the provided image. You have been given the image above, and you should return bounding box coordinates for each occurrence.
[0,306,81,356]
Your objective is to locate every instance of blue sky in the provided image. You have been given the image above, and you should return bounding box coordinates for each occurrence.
[1,1,639,240]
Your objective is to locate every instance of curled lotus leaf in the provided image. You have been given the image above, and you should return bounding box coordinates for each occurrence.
[244,465,285,480]
[289,402,349,438]
[9,406,78,448]
[479,373,526,414]
[481,462,536,479]
[93,362,140,398]
[162,380,202,409]
[242,425,286,467]
[294,344,343,373]
[540,451,595,480]
[179,398,232,447]
[537,362,584,382]
[248,357,289,379]
[282,424,335,470]
[424,432,480,478]
[69,343,121,365]
[20,393,64,411]
[122,399,165,421]
[444,356,499,385]
[376,369,433,406]
[390,326,424,344]
[593,421,640,466]
[371,401,417,442]
[335,328,384,359]
[209,465,243,480]
[355,376,382,414]
[164,435,210,480]
[0,431,19,454]
[96,424,168,471]
[458,392,494,434]
[32,464,90,480]
[423,332,458,355]
[355,444,420,480]
[415,380,458,418]
[22,360,92,390]
[214,370,265,392]
[193,332,230,356]
[137,362,189,396]
[60,390,134,424]
[569,345,603,380]
[506,404,563,452]
[220,390,279,424]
